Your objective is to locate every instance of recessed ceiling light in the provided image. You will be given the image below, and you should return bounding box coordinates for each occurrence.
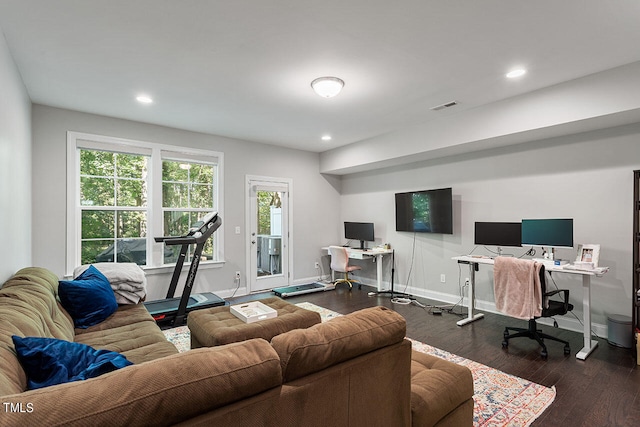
[321,135,332,141]
[136,95,153,104]
[506,69,527,78]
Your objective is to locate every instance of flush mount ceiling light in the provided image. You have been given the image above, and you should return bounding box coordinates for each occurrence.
[506,68,527,78]
[311,77,345,98]
[321,135,332,141]
[136,95,153,104]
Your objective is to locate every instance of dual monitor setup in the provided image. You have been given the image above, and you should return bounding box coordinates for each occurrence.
[346,186,572,260]
[474,218,574,258]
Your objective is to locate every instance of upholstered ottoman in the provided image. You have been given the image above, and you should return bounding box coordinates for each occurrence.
[187,296,321,348]
[410,350,475,427]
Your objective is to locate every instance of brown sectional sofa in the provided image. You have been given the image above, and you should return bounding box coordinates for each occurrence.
[0,267,473,426]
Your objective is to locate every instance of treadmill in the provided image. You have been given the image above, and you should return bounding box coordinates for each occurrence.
[144,211,225,326]
[273,282,335,298]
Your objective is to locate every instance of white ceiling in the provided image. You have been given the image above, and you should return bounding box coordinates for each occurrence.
[1,0,640,153]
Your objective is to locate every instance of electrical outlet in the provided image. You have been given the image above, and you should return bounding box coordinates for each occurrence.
[314,262,320,269]
[440,274,446,283]
[235,271,241,280]
[464,278,470,286]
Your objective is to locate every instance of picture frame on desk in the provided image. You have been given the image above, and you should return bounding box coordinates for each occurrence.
[576,244,600,268]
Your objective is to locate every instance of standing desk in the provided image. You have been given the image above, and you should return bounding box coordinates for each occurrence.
[323,247,393,292]
[452,255,608,361]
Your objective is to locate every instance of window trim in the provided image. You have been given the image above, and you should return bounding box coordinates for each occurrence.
[66,131,225,276]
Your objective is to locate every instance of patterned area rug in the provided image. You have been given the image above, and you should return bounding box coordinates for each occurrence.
[409,338,555,427]
[163,302,555,427]
[161,325,191,353]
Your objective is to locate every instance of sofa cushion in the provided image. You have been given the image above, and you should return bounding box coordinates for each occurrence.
[0,339,283,427]
[74,315,178,363]
[271,306,406,382]
[410,350,474,427]
[58,265,118,329]
[73,303,177,363]
[12,335,132,390]
[0,267,75,396]
[74,302,156,335]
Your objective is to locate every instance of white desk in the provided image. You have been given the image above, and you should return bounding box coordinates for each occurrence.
[323,247,393,291]
[452,255,607,361]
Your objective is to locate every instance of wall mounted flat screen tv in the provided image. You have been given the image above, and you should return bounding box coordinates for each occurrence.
[521,218,574,248]
[474,222,522,247]
[395,187,453,234]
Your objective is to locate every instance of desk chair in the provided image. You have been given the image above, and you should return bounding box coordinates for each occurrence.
[328,246,362,290]
[501,264,573,358]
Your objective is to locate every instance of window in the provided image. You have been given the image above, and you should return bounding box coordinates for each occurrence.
[79,149,149,265]
[66,132,224,275]
[161,159,216,263]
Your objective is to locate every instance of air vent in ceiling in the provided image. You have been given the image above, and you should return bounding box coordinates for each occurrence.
[430,101,458,111]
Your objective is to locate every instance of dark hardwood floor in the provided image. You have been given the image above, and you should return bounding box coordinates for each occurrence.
[227,285,640,427]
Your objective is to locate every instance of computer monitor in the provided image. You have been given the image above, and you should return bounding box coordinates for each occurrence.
[474,222,522,247]
[521,219,574,257]
[344,222,374,250]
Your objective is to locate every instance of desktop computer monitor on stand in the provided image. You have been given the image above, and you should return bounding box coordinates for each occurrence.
[521,218,574,261]
[474,222,522,256]
[344,222,374,250]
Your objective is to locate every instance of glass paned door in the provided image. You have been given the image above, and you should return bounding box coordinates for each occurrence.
[248,179,289,292]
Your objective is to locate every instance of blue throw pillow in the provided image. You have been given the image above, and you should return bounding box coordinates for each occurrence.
[12,335,133,390]
[58,265,118,328]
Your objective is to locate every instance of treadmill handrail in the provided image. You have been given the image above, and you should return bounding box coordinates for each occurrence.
[198,211,218,228]
[153,212,221,245]
[160,236,198,245]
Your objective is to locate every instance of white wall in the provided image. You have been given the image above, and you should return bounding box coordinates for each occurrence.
[31,105,341,299]
[0,31,32,281]
[340,123,640,334]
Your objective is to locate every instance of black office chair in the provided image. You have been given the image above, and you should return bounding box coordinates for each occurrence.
[501,265,573,358]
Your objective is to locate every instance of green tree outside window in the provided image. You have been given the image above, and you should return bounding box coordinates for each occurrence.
[79,149,148,265]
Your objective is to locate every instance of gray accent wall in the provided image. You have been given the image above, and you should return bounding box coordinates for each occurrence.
[0,32,32,281]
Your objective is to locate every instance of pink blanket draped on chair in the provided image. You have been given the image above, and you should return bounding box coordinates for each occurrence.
[493,257,543,320]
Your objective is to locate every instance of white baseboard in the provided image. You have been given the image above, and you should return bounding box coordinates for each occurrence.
[213,286,247,299]
[401,284,609,339]
[292,276,327,285]
[214,276,325,299]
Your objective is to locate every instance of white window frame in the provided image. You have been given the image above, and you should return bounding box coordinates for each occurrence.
[66,131,225,276]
